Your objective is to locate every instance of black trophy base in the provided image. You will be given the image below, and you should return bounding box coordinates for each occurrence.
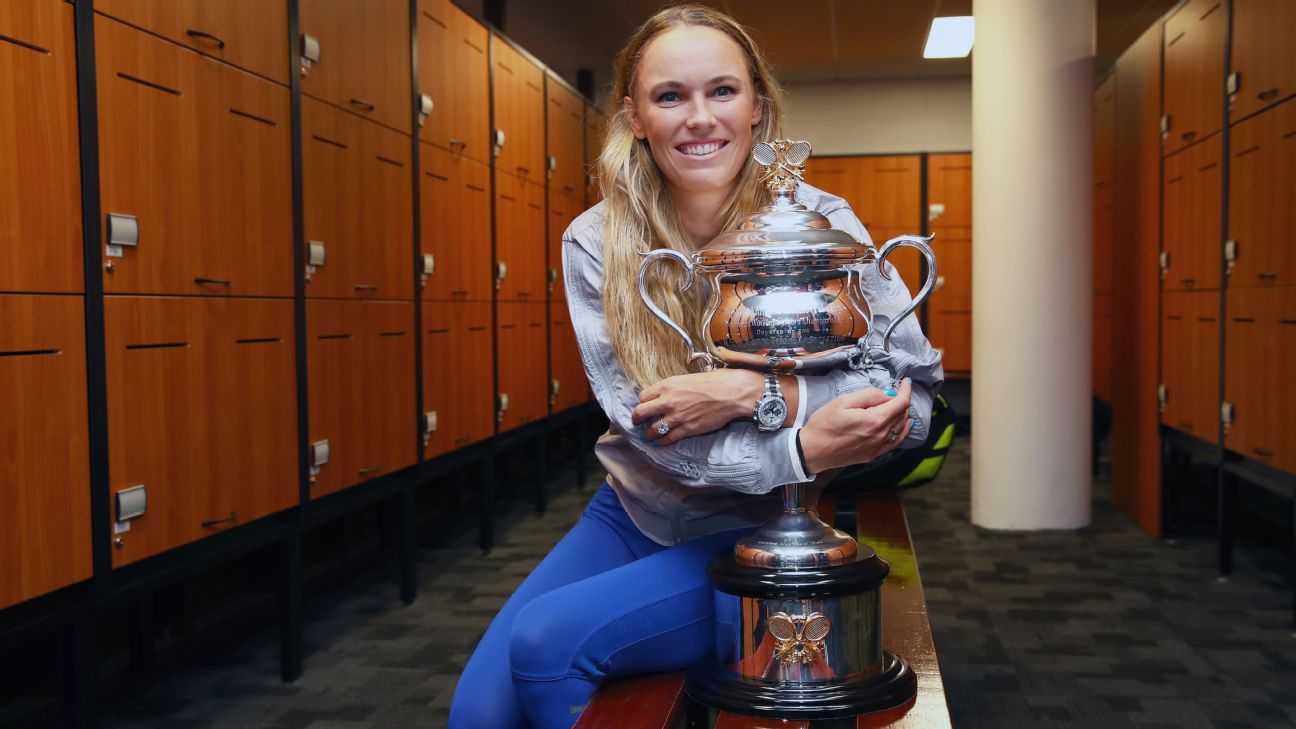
[684,650,917,721]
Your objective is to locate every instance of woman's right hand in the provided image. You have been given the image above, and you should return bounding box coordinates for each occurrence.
[800,378,914,474]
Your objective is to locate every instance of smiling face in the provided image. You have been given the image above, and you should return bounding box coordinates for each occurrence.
[625,25,763,197]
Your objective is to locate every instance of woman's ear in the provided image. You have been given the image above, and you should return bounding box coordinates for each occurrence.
[750,99,763,127]
[623,96,646,140]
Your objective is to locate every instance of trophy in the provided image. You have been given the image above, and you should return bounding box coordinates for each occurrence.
[637,140,937,719]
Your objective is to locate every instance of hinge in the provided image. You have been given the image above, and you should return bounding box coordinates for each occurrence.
[1223,239,1237,276]
[1220,401,1234,431]
[1157,383,1167,414]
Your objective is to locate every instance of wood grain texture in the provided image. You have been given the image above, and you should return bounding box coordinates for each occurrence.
[1229,0,1296,122]
[494,169,546,302]
[94,0,289,85]
[574,492,951,729]
[497,301,548,432]
[298,0,411,134]
[0,293,91,609]
[1111,22,1163,536]
[1162,0,1224,156]
[926,153,973,379]
[1224,287,1295,474]
[548,190,583,302]
[549,308,590,413]
[547,77,586,199]
[492,36,545,186]
[1228,97,1295,288]
[420,142,492,301]
[0,0,83,294]
[1161,134,1222,292]
[105,296,297,567]
[306,298,363,498]
[96,14,293,297]
[422,301,494,458]
[361,301,417,482]
[417,0,490,164]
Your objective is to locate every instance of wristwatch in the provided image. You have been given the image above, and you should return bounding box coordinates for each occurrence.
[753,372,788,432]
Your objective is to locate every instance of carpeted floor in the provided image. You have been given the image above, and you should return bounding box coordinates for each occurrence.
[99,435,1296,728]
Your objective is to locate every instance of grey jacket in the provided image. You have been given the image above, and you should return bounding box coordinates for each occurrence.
[561,182,944,545]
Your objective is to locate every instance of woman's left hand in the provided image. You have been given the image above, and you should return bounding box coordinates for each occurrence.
[631,369,764,446]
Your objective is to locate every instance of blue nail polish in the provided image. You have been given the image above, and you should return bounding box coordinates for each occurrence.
[650,440,659,447]
[885,388,897,397]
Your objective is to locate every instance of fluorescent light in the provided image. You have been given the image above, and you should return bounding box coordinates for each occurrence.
[924,16,975,58]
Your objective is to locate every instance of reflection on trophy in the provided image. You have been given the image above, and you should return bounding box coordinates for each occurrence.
[637,140,938,720]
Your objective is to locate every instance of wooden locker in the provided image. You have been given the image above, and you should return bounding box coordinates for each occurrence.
[497,301,548,431]
[549,307,589,413]
[1187,292,1221,444]
[927,311,971,377]
[307,299,363,498]
[926,153,972,377]
[928,153,972,228]
[1162,0,1224,155]
[0,294,91,609]
[548,191,583,302]
[422,300,494,458]
[1093,78,1116,297]
[0,1,82,294]
[358,118,414,300]
[418,0,490,164]
[1161,136,1222,291]
[495,170,546,302]
[547,77,586,199]
[106,296,296,567]
[97,15,293,297]
[1228,97,1295,288]
[492,37,545,187]
[1229,0,1296,122]
[1093,294,1113,402]
[858,156,922,229]
[1160,291,1193,435]
[359,301,417,482]
[586,103,607,204]
[805,157,861,205]
[299,0,411,134]
[94,0,289,85]
[1224,287,1295,473]
[420,142,492,301]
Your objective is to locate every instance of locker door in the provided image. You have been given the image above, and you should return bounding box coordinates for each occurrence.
[548,192,581,302]
[1162,0,1224,155]
[1161,148,1191,291]
[95,0,289,84]
[1093,294,1113,401]
[0,294,91,609]
[1224,288,1294,473]
[299,0,411,134]
[302,96,363,298]
[422,300,493,457]
[805,157,860,208]
[1228,98,1295,288]
[419,0,490,164]
[307,299,364,498]
[420,143,492,301]
[359,301,416,482]
[547,78,586,199]
[550,308,589,413]
[927,311,971,377]
[1187,137,1222,291]
[359,119,413,300]
[493,38,545,186]
[497,302,547,431]
[1160,292,1192,435]
[1187,292,1220,444]
[0,1,82,294]
[495,171,546,302]
[210,300,298,527]
[1229,0,1296,121]
[861,156,923,293]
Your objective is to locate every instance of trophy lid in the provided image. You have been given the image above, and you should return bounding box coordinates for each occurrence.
[696,140,874,269]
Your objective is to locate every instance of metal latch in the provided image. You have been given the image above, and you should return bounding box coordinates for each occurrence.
[1224,239,1237,276]
[1158,250,1169,280]
[1226,72,1239,95]
[494,261,508,289]
[1160,114,1170,139]
[548,267,559,291]
[419,253,435,287]
[300,33,320,75]
[1220,401,1234,431]
[1157,384,1167,414]
[493,128,506,155]
[547,155,557,179]
[107,213,139,247]
[306,241,326,281]
[497,393,509,423]
[418,94,434,127]
[422,411,438,446]
[116,484,147,521]
[550,378,560,407]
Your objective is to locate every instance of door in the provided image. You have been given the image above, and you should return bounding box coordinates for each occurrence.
[421,143,492,301]
[299,0,411,134]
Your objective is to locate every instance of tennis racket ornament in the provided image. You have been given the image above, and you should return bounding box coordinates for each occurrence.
[661,140,924,721]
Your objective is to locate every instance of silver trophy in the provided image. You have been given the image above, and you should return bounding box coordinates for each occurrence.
[637,140,936,719]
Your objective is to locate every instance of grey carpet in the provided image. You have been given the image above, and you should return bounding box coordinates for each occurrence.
[100,437,1296,728]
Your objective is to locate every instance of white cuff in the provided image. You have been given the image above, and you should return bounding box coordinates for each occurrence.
[788,427,813,483]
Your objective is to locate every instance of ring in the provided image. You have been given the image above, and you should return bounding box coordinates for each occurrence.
[656,420,671,436]
[886,428,899,443]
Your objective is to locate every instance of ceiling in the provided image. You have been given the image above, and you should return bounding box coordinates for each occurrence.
[498,0,1177,96]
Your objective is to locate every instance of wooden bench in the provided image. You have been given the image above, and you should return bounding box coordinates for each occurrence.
[574,491,951,728]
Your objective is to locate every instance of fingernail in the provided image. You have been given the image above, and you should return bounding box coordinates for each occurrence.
[885,388,897,397]
[650,440,659,447]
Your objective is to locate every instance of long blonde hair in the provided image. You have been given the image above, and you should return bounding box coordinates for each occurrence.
[596,4,786,388]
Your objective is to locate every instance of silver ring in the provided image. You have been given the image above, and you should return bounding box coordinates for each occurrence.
[886,429,899,443]
[656,420,671,436]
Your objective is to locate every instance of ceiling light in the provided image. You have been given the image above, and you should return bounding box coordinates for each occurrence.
[924,16,975,58]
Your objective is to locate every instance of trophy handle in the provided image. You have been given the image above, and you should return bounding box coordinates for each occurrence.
[876,234,937,351]
[637,249,716,371]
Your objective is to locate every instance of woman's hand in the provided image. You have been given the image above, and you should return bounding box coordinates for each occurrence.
[631,369,765,446]
[799,378,914,473]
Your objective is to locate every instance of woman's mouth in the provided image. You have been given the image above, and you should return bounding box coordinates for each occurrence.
[675,140,728,159]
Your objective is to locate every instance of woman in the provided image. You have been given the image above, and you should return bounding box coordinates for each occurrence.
[450,6,942,728]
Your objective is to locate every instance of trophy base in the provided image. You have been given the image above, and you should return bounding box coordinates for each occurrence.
[684,650,916,720]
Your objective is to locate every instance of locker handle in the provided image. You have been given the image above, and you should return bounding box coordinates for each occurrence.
[1180,130,1196,142]
[517,166,530,176]
[1252,448,1274,458]
[186,29,226,50]
[1180,277,1195,285]
[1257,88,1279,101]
[449,139,467,149]
[1257,272,1278,280]
[450,288,469,295]
[358,465,381,475]
[194,276,231,285]
[201,512,238,527]
[354,284,379,291]
[350,98,376,112]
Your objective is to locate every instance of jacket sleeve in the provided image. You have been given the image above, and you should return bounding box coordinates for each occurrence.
[795,205,945,449]
[562,222,813,494]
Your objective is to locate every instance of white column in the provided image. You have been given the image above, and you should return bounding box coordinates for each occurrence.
[971,0,1094,529]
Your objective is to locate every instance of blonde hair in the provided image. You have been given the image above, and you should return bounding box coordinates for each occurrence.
[595,4,785,388]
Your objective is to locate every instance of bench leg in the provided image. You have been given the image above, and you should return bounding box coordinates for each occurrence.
[536,433,548,515]
[1217,466,1234,576]
[64,605,96,729]
[398,485,417,605]
[279,530,303,682]
[480,456,496,554]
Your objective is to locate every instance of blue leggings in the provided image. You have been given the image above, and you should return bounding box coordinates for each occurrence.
[448,484,747,729]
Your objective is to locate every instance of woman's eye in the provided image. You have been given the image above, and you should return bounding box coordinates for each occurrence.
[657,91,680,104]
[714,86,736,98]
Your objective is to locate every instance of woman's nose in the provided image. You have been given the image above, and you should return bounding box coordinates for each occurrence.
[686,98,716,130]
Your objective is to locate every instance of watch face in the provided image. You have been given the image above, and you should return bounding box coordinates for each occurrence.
[757,396,788,429]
